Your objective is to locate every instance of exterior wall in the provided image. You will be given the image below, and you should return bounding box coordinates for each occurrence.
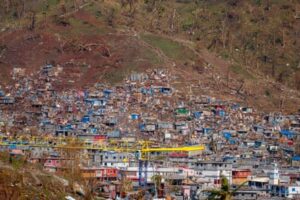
[288,186,300,198]
[44,167,57,173]
[232,170,251,185]
[82,171,95,178]
[43,159,71,172]
[292,160,300,167]
[81,168,118,179]
[248,180,269,190]
[201,170,232,185]
[233,192,257,200]
[270,185,300,198]
[192,162,233,184]
[44,159,62,168]
[233,177,248,185]
[96,168,118,178]
[122,167,181,183]
[100,152,132,168]
[193,162,232,171]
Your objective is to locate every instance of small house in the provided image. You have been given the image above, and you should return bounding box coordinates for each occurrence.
[131,113,140,120]
[160,87,172,95]
[241,107,253,114]
[232,169,251,185]
[248,177,269,190]
[175,107,190,117]
[292,156,300,167]
[0,96,15,104]
[157,122,173,130]
[280,130,295,139]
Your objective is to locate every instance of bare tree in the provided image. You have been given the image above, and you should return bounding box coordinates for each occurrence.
[168,8,177,33]
[106,8,116,27]
[28,11,36,31]
[295,70,300,90]
[4,0,11,13]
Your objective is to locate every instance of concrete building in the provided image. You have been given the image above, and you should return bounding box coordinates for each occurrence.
[190,161,232,185]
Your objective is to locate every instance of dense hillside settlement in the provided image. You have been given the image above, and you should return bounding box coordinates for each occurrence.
[0,65,299,199]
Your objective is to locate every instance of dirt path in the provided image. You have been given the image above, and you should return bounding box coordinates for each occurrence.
[136,36,172,65]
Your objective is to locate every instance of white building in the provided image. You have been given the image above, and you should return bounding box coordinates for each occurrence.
[190,161,232,185]
[269,184,300,198]
[121,166,193,185]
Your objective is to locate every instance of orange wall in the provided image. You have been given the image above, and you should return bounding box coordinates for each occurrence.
[232,170,251,185]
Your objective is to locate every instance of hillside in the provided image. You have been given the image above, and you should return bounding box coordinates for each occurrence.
[0,152,78,200]
[0,0,300,112]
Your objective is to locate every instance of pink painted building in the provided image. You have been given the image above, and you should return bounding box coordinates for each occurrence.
[43,158,68,172]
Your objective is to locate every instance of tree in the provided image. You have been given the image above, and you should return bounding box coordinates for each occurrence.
[151,174,162,198]
[204,176,247,200]
[120,0,137,12]
[120,177,133,198]
[58,0,67,15]
[127,0,138,13]
[60,139,84,186]
[295,70,300,90]
[209,136,217,153]
[4,0,11,13]
[144,0,159,12]
[106,8,116,27]
[28,11,36,31]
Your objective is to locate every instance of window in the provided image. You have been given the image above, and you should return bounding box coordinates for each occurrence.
[292,188,296,192]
